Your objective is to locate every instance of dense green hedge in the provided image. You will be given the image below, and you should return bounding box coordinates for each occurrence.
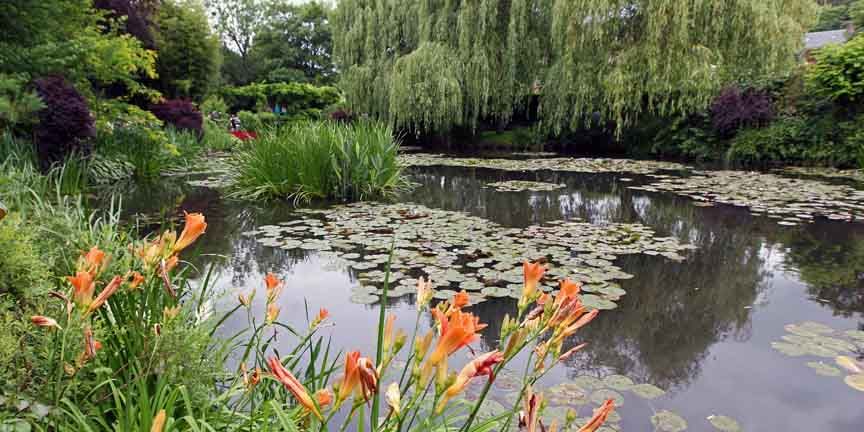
[219,82,341,118]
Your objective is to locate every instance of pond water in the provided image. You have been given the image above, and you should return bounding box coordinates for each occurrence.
[109,155,864,431]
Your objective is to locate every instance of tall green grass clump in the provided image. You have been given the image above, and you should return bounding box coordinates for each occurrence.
[229,120,409,202]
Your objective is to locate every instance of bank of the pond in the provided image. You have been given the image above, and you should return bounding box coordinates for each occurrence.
[105,155,864,431]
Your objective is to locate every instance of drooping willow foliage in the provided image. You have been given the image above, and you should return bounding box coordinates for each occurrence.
[332,0,817,135]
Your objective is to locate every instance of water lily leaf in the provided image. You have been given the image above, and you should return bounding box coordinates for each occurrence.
[797,321,834,334]
[630,383,665,399]
[651,410,688,432]
[806,361,842,377]
[771,342,807,357]
[844,330,864,341]
[844,374,864,392]
[707,415,741,432]
[589,389,624,406]
[836,356,863,374]
[602,374,634,391]
[572,375,603,391]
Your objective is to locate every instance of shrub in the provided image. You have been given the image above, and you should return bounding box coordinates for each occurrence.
[710,86,774,137]
[229,120,409,201]
[32,76,95,170]
[220,82,341,116]
[202,118,238,151]
[95,125,167,178]
[237,110,262,132]
[0,74,44,133]
[0,213,50,301]
[329,108,355,123]
[726,117,811,164]
[200,95,228,116]
[149,99,203,137]
[807,35,864,106]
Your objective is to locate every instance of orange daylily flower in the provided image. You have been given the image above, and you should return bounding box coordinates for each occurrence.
[172,212,207,254]
[78,246,107,275]
[268,356,322,420]
[556,279,581,305]
[68,271,96,308]
[265,273,283,303]
[127,271,145,289]
[86,276,122,315]
[436,350,504,413]
[428,309,486,366]
[241,363,262,390]
[312,308,329,327]
[423,309,487,384]
[314,388,333,408]
[151,409,166,432]
[164,255,179,273]
[577,399,615,432]
[356,356,379,400]
[266,303,280,324]
[522,261,547,299]
[552,309,599,346]
[451,290,470,310]
[30,315,61,329]
[336,351,362,404]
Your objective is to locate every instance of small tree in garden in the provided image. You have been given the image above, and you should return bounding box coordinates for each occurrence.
[710,86,775,138]
[32,76,95,170]
[149,99,203,136]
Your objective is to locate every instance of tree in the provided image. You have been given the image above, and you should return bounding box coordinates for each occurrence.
[154,0,222,101]
[332,0,818,135]
[0,0,157,97]
[252,1,335,83]
[205,0,268,85]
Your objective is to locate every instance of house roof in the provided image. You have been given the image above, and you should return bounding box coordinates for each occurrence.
[804,30,850,50]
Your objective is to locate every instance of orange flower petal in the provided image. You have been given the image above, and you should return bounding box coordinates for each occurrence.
[172,212,206,254]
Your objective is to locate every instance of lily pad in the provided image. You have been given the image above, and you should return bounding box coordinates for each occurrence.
[707,415,741,432]
[589,389,624,406]
[844,374,864,392]
[651,410,688,432]
[806,361,842,377]
[630,383,665,399]
[602,374,634,391]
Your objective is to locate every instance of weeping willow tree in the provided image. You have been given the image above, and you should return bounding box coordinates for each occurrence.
[332,0,817,135]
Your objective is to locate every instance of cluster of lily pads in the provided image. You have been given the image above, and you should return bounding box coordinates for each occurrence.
[400,154,691,175]
[535,373,738,431]
[485,180,566,192]
[180,156,233,188]
[780,166,864,183]
[246,202,695,305]
[632,171,864,224]
[770,321,864,392]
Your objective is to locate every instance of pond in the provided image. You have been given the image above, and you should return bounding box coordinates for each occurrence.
[108,154,864,431]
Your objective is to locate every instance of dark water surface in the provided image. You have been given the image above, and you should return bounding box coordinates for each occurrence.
[111,161,864,431]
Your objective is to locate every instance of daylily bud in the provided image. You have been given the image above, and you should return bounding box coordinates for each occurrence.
[385,382,401,416]
[30,315,62,330]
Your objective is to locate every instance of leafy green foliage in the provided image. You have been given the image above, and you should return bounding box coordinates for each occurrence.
[154,0,222,101]
[0,74,45,132]
[253,1,335,84]
[0,214,51,301]
[808,34,864,105]
[229,120,409,201]
[333,0,816,134]
[811,3,852,31]
[205,0,267,85]
[220,82,341,117]
[0,1,158,100]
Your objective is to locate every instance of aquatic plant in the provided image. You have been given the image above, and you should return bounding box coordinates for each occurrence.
[229,120,410,202]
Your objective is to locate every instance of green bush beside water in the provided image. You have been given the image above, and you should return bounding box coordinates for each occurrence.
[229,120,410,202]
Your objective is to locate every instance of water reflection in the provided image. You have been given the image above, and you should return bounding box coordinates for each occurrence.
[100,164,864,431]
